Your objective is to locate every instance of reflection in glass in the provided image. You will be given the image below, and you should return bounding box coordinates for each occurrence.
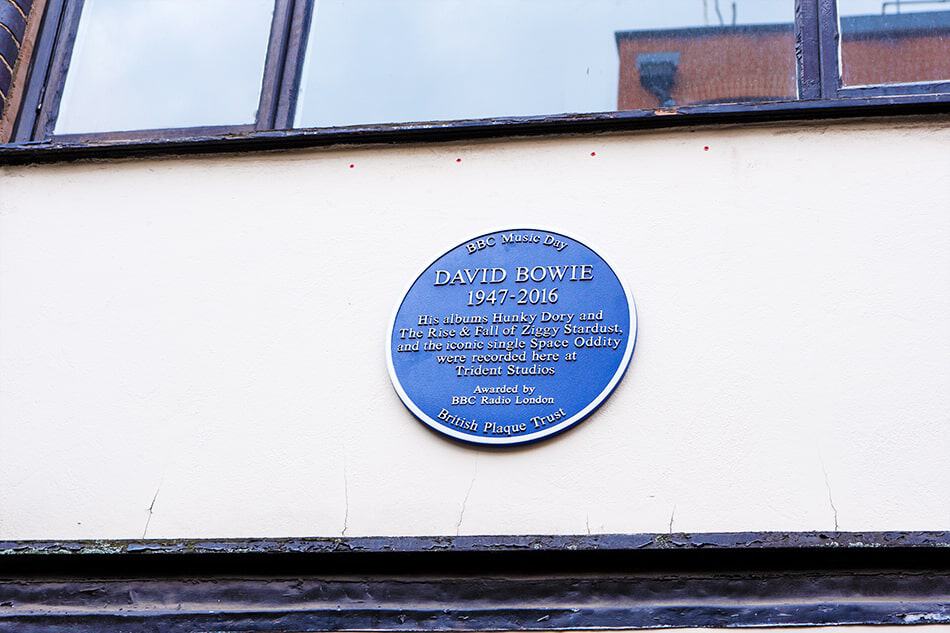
[55,0,274,135]
[838,0,950,87]
[295,0,795,128]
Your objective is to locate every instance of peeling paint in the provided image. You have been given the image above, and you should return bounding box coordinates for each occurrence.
[0,531,950,556]
[0,103,948,166]
[903,612,950,623]
[1,531,947,558]
[455,458,478,537]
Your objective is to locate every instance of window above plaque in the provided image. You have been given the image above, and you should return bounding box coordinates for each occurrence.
[53,0,275,135]
[293,0,797,128]
[4,0,950,150]
[837,1,950,88]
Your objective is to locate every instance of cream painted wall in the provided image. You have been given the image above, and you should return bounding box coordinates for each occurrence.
[1,118,948,540]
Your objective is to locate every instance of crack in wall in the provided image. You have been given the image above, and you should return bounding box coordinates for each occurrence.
[341,453,349,537]
[142,486,161,539]
[456,458,478,537]
[819,456,840,532]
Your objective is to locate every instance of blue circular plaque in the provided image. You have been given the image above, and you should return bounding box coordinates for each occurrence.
[387,229,636,446]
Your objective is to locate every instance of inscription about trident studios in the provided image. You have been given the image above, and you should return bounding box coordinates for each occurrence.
[388,229,636,446]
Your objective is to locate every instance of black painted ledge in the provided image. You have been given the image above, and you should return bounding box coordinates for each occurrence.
[2,530,949,557]
[1,96,949,166]
[0,532,948,632]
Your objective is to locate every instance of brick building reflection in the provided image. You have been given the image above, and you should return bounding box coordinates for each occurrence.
[616,10,950,110]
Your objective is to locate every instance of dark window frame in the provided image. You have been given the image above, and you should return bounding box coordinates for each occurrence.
[11,0,308,143]
[817,0,950,99]
[5,0,950,149]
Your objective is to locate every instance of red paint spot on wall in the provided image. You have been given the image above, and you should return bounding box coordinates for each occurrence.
[349,163,355,168]
[703,146,710,151]
[590,151,597,157]
[456,158,462,163]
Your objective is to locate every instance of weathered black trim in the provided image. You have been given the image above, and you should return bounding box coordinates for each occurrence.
[796,0,822,100]
[0,532,948,632]
[11,0,64,142]
[3,530,949,558]
[0,95,949,166]
[255,0,298,131]
[273,0,314,129]
[26,0,80,141]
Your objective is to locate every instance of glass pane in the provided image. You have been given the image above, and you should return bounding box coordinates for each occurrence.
[838,0,950,87]
[295,0,796,129]
[54,0,275,135]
